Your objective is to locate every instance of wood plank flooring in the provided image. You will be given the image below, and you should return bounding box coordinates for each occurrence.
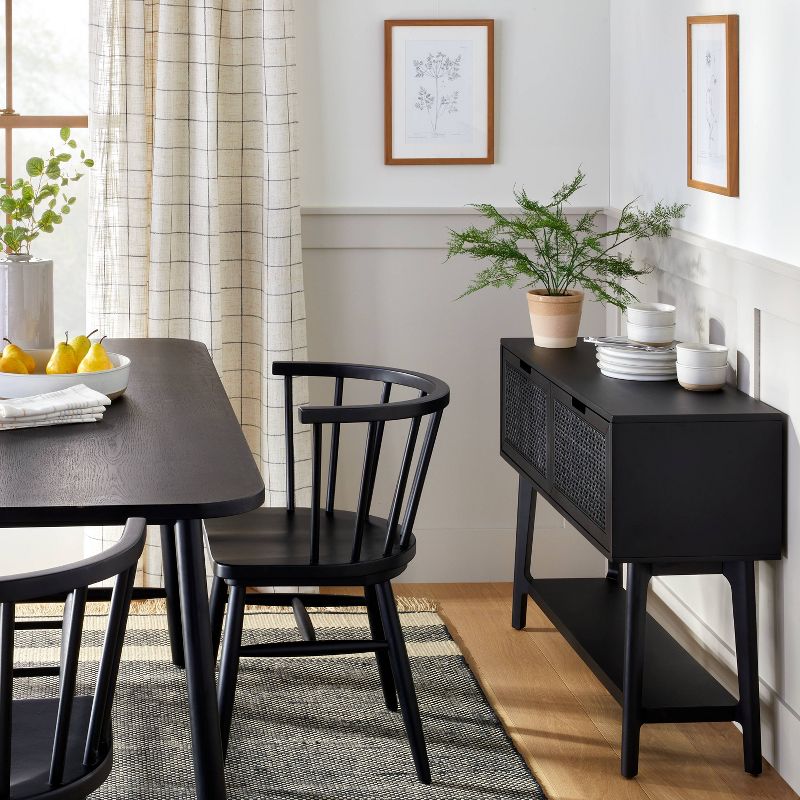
[390,582,798,800]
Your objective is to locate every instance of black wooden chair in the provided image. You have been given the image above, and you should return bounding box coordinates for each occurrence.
[0,517,145,799]
[204,361,449,784]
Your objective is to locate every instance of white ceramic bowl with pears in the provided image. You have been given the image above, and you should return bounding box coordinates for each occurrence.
[0,348,130,400]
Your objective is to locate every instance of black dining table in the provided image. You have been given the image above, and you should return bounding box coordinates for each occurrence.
[0,338,265,799]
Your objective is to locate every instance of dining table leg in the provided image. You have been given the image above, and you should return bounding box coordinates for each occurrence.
[160,523,185,668]
[174,519,227,800]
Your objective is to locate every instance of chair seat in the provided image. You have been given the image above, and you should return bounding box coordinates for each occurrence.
[10,697,112,800]
[205,507,416,585]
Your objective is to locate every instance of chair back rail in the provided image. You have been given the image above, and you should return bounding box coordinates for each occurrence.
[274,361,449,566]
[0,517,145,797]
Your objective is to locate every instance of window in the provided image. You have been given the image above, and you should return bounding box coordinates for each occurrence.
[1,0,89,335]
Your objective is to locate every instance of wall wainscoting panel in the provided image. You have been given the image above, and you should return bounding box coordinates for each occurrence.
[300,208,609,585]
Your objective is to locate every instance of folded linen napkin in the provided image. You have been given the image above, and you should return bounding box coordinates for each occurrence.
[0,384,111,431]
[0,384,111,420]
[0,407,106,425]
[0,414,103,431]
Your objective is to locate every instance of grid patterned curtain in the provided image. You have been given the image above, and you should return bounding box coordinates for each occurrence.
[84,0,310,586]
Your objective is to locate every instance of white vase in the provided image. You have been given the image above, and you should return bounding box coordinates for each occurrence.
[0,255,54,349]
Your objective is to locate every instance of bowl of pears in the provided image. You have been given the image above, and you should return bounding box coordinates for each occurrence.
[0,331,131,400]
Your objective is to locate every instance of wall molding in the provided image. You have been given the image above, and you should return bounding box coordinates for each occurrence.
[301,206,606,250]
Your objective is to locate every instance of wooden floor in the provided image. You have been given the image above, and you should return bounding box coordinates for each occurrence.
[392,582,798,800]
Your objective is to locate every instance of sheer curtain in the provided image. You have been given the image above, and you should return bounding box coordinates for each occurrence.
[84,0,310,585]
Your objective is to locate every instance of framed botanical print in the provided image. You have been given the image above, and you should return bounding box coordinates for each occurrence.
[384,19,494,165]
[687,15,739,196]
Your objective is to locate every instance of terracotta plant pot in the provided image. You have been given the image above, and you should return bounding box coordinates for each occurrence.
[526,289,584,348]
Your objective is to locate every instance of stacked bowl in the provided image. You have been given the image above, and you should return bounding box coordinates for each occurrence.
[625,303,676,345]
[676,343,729,391]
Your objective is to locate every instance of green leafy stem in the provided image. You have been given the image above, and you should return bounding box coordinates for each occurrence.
[0,127,94,254]
[446,169,687,311]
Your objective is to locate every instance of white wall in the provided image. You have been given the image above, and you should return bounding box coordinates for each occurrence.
[296,0,612,581]
[610,0,800,266]
[296,0,610,208]
[610,1,800,791]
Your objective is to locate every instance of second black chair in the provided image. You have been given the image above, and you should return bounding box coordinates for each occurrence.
[0,517,145,800]
[204,361,449,784]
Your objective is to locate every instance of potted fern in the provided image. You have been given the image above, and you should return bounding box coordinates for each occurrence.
[447,170,686,348]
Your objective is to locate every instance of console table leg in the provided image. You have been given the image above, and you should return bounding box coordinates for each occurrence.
[724,560,762,775]
[606,560,622,585]
[512,476,537,630]
[622,562,651,778]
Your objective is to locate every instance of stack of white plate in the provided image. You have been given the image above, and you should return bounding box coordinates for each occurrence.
[596,344,677,381]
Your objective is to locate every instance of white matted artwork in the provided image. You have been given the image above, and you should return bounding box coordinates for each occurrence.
[385,20,494,164]
[687,15,739,196]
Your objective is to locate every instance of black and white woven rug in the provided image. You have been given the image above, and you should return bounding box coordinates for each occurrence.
[14,600,545,800]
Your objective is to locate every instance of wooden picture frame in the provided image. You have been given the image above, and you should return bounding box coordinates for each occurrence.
[687,15,739,196]
[384,19,494,165]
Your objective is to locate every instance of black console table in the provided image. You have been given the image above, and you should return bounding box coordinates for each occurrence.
[500,339,785,778]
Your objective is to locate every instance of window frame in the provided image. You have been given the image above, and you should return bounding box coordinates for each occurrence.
[0,0,88,228]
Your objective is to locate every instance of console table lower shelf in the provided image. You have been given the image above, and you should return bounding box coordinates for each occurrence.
[527,577,738,718]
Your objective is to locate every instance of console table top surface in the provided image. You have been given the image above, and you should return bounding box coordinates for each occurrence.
[502,338,783,422]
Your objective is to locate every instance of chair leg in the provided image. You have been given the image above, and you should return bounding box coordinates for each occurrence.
[209,575,227,661]
[375,581,431,784]
[160,523,185,668]
[364,585,398,712]
[217,584,246,756]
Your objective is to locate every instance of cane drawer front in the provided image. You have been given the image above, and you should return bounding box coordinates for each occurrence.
[550,385,610,547]
[502,354,549,484]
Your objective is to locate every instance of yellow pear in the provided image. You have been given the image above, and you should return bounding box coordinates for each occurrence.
[68,329,99,363]
[2,338,35,373]
[78,336,114,373]
[0,354,28,374]
[46,333,78,375]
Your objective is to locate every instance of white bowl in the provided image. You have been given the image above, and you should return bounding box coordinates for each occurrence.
[625,302,676,327]
[676,363,727,392]
[0,350,130,400]
[676,342,728,368]
[626,321,676,346]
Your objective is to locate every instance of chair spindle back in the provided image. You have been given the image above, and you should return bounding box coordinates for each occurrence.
[275,362,449,567]
[0,518,145,797]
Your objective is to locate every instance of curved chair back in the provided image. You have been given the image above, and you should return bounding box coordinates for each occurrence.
[0,517,146,798]
[273,362,450,564]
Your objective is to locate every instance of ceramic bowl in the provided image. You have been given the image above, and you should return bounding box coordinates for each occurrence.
[0,350,130,400]
[676,363,727,392]
[626,320,676,346]
[625,302,676,327]
[676,342,728,368]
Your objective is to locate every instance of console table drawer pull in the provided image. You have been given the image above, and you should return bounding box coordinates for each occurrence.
[572,396,586,414]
